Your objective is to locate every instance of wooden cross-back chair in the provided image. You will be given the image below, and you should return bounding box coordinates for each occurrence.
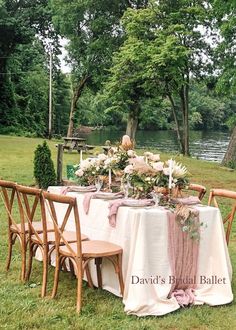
[43,191,124,313]
[174,183,207,201]
[208,188,236,245]
[16,185,87,297]
[0,180,24,277]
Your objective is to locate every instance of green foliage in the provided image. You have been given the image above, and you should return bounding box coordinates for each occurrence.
[103,1,215,153]
[33,141,56,189]
[213,0,236,95]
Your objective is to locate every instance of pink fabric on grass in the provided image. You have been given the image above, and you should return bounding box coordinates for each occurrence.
[167,209,200,307]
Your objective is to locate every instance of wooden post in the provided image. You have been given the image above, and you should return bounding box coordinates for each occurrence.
[57,144,63,185]
[48,50,52,139]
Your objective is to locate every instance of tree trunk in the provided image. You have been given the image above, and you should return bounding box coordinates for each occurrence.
[168,94,184,153]
[183,83,189,156]
[180,83,190,156]
[222,126,236,167]
[67,76,89,137]
[126,103,139,140]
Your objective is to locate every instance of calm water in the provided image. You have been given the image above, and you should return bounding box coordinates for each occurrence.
[85,129,230,163]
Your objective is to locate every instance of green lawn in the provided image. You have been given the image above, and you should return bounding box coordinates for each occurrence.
[0,135,236,330]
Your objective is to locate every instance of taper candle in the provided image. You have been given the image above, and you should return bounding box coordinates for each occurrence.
[108,168,112,186]
[168,159,172,189]
[80,149,83,164]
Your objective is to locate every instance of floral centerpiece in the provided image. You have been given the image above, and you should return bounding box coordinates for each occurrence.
[74,135,137,187]
[123,152,189,198]
[75,153,108,186]
[73,134,188,198]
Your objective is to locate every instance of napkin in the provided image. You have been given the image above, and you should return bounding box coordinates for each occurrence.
[83,192,124,214]
[108,199,154,228]
[60,185,96,195]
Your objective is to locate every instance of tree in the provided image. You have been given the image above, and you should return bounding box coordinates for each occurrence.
[0,0,58,135]
[213,0,236,167]
[51,0,148,137]
[104,1,215,154]
[34,141,56,189]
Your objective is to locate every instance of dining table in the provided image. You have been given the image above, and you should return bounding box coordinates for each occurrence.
[45,186,233,317]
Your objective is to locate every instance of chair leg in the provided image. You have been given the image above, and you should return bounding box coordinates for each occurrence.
[117,253,124,296]
[26,242,34,281]
[95,257,103,288]
[84,262,94,289]
[20,239,27,282]
[41,251,48,298]
[6,232,14,271]
[52,255,61,298]
[76,261,83,313]
[68,258,76,278]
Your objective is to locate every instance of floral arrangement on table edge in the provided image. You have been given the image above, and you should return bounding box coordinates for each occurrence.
[175,204,204,241]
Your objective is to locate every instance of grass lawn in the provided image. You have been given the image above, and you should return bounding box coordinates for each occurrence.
[0,135,236,330]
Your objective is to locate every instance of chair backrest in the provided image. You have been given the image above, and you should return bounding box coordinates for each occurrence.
[187,183,207,201]
[15,185,46,244]
[43,191,82,259]
[0,180,19,231]
[174,183,206,201]
[208,188,236,245]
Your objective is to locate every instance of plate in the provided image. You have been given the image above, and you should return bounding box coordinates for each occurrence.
[122,199,154,207]
[95,192,123,200]
[68,186,96,192]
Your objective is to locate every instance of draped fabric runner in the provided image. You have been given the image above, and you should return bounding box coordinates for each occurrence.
[167,204,200,307]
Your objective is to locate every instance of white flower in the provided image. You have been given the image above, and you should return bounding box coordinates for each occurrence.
[80,159,91,171]
[152,161,164,172]
[150,154,160,162]
[75,169,84,177]
[172,161,187,178]
[163,167,170,175]
[127,149,135,157]
[143,152,153,158]
[97,153,107,161]
[124,164,134,174]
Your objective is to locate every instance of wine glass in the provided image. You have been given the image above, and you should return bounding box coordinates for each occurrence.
[123,179,132,199]
[150,191,162,206]
[95,176,103,192]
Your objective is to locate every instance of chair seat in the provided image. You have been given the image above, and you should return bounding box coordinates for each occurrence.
[10,221,54,233]
[59,240,123,258]
[31,231,88,244]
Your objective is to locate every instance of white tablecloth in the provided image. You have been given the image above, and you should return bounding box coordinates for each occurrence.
[47,186,233,316]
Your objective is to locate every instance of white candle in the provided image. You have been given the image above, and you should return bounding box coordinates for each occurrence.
[108,168,112,186]
[168,159,172,189]
[80,149,83,164]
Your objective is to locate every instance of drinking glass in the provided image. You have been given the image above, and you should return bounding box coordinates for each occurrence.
[150,192,162,206]
[95,177,103,192]
[123,179,132,199]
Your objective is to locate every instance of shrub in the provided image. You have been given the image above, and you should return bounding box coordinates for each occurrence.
[34,141,56,189]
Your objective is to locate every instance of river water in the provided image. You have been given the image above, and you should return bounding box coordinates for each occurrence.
[86,129,230,162]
